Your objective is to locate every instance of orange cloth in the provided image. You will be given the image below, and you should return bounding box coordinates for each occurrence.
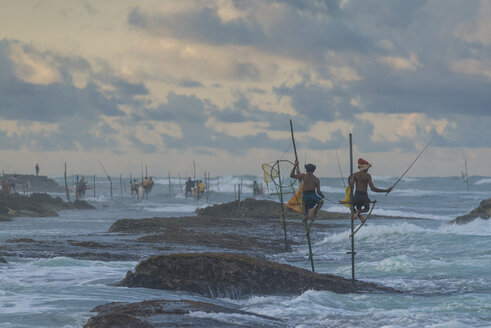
[285,184,304,214]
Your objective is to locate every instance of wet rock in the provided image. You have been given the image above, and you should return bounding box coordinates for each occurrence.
[119,253,396,298]
[6,238,38,243]
[68,241,106,248]
[451,198,491,224]
[195,198,347,220]
[136,228,294,253]
[0,192,94,220]
[3,174,64,193]
[84,299,283,328]
[0,257,7,263]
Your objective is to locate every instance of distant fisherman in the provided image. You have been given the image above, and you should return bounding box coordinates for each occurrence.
[290,160,325,223]
[349,158,392,223]
[185,177,194,198]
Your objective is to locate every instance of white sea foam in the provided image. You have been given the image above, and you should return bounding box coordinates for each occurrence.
[438,218,491,236]
[371,208,451,220]
[143,204,201,213]
[187,311,273,325]
[474,178,491,185]
[317,222,431,245]
[320,186,345,193]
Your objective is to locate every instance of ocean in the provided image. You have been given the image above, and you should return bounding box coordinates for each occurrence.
[0,175,490,327]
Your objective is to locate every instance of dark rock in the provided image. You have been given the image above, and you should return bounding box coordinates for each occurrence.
[119,253,396,298]
[0,192,94,220]
[136,228,294,253]
[451,198,491,224]
[195,198,347,220]
[0,257,7,263]
[84,299,283,328]
[3,174,64,193]
[6,238,38,243]
[68,241,106,248]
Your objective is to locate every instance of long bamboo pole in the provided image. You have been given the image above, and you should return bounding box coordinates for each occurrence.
[290,119,314,272]
[277,160,289,251]
[349,133,355,282]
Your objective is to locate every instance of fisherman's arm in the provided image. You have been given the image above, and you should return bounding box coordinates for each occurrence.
[348,174,355,190]
[290,160,300,178]
[316,179,325,199]
[368,175,392,193]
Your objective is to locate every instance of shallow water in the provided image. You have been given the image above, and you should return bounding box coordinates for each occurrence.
[0,175,490,327]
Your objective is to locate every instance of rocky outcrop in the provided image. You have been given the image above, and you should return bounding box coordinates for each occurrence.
[84,300,283,328]
[451,198,491,224]
[3,174,64,193]
[0,192,94,220]
[195,198,347,220]
[119,253,396,298]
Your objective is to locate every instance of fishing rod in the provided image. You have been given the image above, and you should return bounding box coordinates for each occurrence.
[386,134,438,196]
[97,159,110,179]
[336,148,346,188]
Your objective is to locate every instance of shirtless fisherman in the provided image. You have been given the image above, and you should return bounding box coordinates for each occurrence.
[349,158,392,223]
[290,160,325,222]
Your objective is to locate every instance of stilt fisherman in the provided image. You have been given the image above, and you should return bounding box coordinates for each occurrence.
[290,160,325,223]
[349,158,392,223]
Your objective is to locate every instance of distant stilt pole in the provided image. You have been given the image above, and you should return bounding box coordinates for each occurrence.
[93,174,96,197]
[64,162,70,202]
[145,165,148,178]
[120,174,123,200]
[217,176,220,192]
[193,160,196,180]
[349,133,355,282]
[178,174,183,193]
[234,183,237,202]
[168,171,172,197]
[206,172,210,202]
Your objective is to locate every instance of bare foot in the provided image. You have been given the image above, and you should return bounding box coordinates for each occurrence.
[359,215,366,224]
[352,210,360,220]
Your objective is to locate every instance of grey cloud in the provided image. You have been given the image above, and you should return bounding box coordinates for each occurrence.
[128,135,158,153]
[145,92,207,123]
[112,79,148,95]
[179,80,203,88]
[127,4,374,59]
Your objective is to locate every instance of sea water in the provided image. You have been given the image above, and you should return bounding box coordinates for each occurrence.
[0,175,490,327]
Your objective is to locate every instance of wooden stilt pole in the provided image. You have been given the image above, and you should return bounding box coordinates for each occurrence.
[349,133,355,282]
[290,119,314,272]
[277,160,289,251]
[64,162,70,202]
[93,174,96,197]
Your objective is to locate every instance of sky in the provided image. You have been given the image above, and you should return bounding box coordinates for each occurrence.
[0,0,490,178]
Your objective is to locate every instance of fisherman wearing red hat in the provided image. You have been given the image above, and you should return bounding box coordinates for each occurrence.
[349,158,392,222]
[290,160,325,223]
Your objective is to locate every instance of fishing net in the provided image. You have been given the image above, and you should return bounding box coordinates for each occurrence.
[262,163,278,184]
[264,160,297,195]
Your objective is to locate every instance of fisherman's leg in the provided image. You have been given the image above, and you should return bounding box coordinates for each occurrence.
[302,206,310,223]
[359,214,367,223]
[311,200,324,222]
[352,209,360,220]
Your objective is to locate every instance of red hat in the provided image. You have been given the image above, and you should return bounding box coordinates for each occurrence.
[358,158,372,171]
